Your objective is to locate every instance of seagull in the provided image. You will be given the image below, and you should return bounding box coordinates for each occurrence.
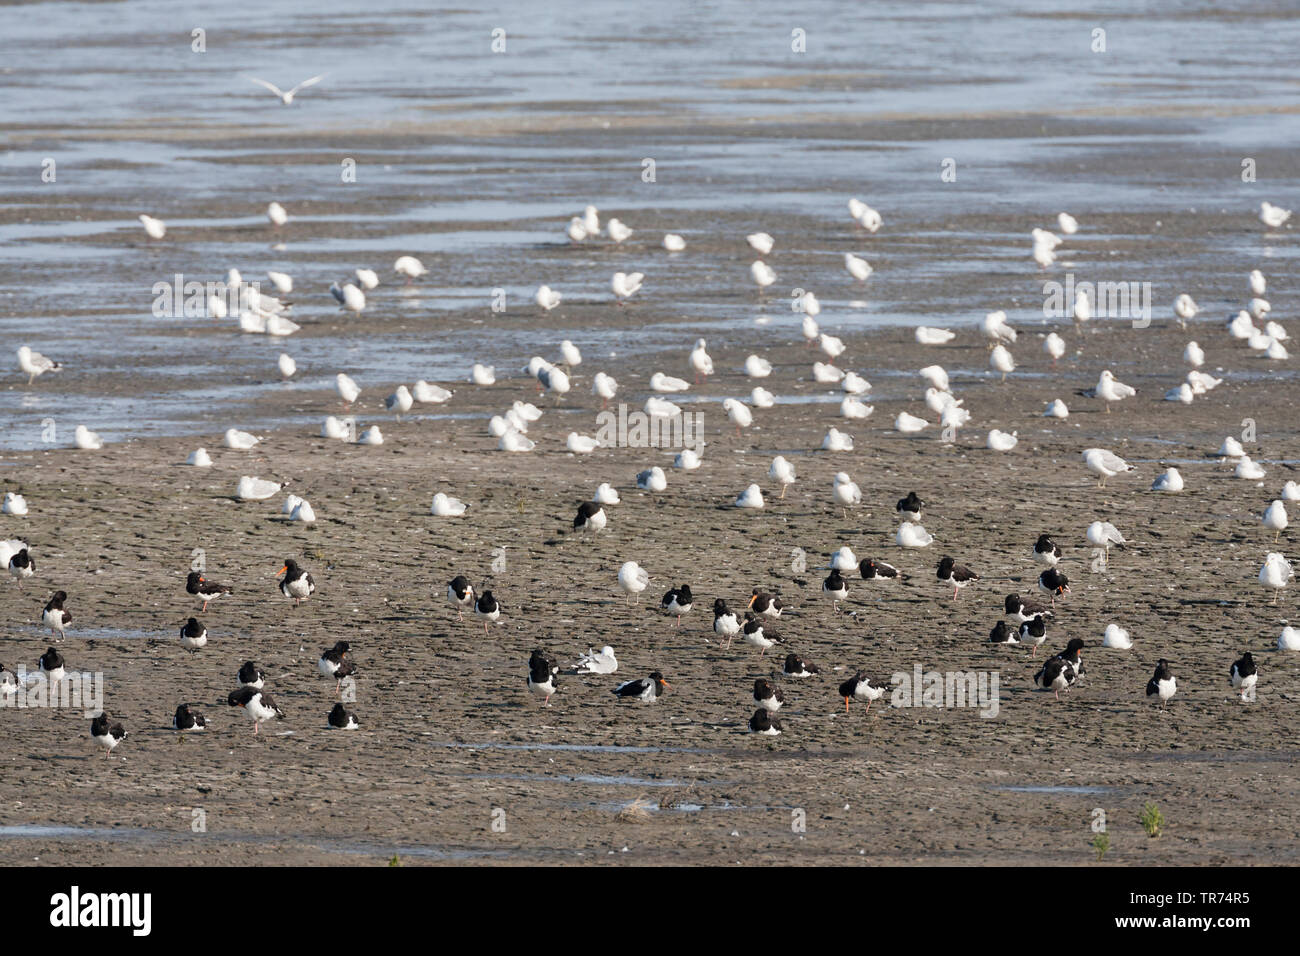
[139,214,166,239]
[1250,269,1267,296]
[744,354,773,378]
[277,353,296,379]
[1173,293,1198,327]
[918,365,949,390]
[1146,660,1177,708]
[751,386,775,408]
[1043,333,1066,365]
[735,484,765,509]
[1102,624,1133,650]
[769,456,796,498]
[987,429,1018,451]
[527,649,559,706]
[612,672,670,702]
[90,714,128,758]
[227,687,285,734]
[355,268,379,290]
[16,346,62,385]
[845,253,872,281]
[1235,456,1266,480]
[470,364,496,385]
[1093,370,1137,412]
[1086,521,1126,567]
[983,311,1017,345]
[607,218,633,243]
[1184,341,1205,367]
[819,333,845,361]
[618,561,649,603]
[1151,468,1184,492]
[1260,201,1292,228]
[842,397,874,419]
[74,426,103,450]
[915,327,956,345]
[245,74,326,105]
[650,372,690,393]
[1230,652,1257,701]
[559,340,584,370]
[832,472,861,517]
[838,672,888,713]
[722,398,753,437]
[636,466,668,492]
[235,476,285,500]
[990,346,1015,383]
[674,448,702,470]
[1280,627,1300,651]
[1083,448,1134,488]
[894,413,928,434]
[897,524,933,549]
[266,202,288,227]
[1260,552,1293,605]
[689,339,714,382]
[746,232,774,255]
[662,233,686,252]
[750,260,776,290]
[567,432,600,454]
[1263,500,1288,542]
[1057,212,1078,234]
[394,256,427,282]
[611,272,643,301]
[413,381,451,404]
[594,483,621,505]
[823,427,854,450]
[536,285,562,311]
[575,645,618,675]
[814,362,846,383]
[386,385,414,419]
[2,492,28,515]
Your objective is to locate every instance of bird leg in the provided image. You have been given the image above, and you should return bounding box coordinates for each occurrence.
[843,697,850,713]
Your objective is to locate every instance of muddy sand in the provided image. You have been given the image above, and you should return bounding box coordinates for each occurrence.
[1,316,1298,866]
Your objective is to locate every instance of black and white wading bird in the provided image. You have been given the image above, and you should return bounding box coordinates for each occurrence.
[823,569,848,611]
[42,590,71,641]
[748,589,785,618]
[1005,593,1054,624]
[39,646,64,684]
[1032,534,1062,567]
[179,617,208,652]
[573,501,606,534]
[613,671,671,702]
[1034,638,1085,700]
[1230,652,1258,701]
[527,649,559,705]
[90,713,127,758]
[318,641,355,694]
[936,556,978,600]
[237,661,265,689]
[278,559,316,606]
[741,612,776,656]
[660,585,693,626]
[1146,659,1176,708]
[713,598,741,647]
[475,590,501,635]
[749,709,782,735]
[989,621,1019,644]
[782,653,820,678]
[1018,614,1048,656]
[227,686,285,734]
[328,702,360,729]
[186,570,231,612]
[838,671,888,713]
[896,491,924,522]
[172,704,207,737]
[1038,569,1071,606]
[753,678,785,712]
[859,558,899,581]
[447,575,475,621]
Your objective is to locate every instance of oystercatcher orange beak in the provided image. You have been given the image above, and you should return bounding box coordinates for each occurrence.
[661,680,672,689]
[277,565,287,575]
[747,595,757,609]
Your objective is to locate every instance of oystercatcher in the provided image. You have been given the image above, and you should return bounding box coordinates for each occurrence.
[447,576,475,621]
[660,585,693,626]
[474,590,501,634]
[227,686,286,734]
[1018,614,1048,656]
[936,556,978,600]
[713,598,741,647]
[38,646,64,684]
[989,621,1019,644]
[838,671,888,713]
[1037,569,1070,606]
[90,713,127,758]
[186,571,231,612]
[748,589,785,618]
[859,558,899,581]
[573,501,606,534]
[6,545,34,587]
[328,702,360,729]
[612,671,670,701]
[318,641,355,694]
[896,491,924,522]
[823,569,848,611]
[782,653,820,678]
[179,617,208,652]
[527,649,559,705]
[1004,593,1053,624]
[278,559,315,606]
[1032,534,1062,567]
[1147,659,1176,707]
[1230,652,1257,701]
[42,590,70,641]
[172,704,207,736]
[741,613,776,656]
[237,660,265,689]
[749,709,782,735]
[753,678,785,712]
[1034,638,1085,700]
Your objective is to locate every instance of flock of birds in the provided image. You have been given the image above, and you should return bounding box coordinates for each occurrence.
[5,168,1298,751]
